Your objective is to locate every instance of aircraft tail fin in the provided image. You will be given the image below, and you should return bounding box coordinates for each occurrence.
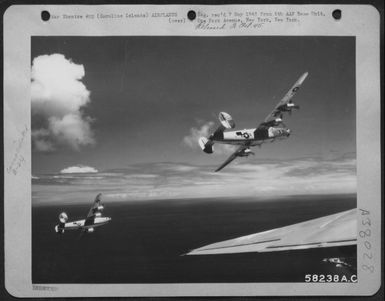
[55,212,68,234]
[199,137,214,154]
[218,112,235,129]
[198,112,234,154]
[55,223,65,234]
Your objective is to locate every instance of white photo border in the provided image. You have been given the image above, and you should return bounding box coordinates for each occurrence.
[3,4,381,297]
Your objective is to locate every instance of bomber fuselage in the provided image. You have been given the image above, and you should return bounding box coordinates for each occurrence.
[211,126,290,146]
[63,217,111,230]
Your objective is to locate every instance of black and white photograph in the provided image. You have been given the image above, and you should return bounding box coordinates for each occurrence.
[3,4,381,297]
[31,35,357,283]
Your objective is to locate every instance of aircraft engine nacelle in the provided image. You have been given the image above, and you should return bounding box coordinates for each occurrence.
[274,117,283,125]
[87,228,94,233]
[59,212,68,223]
[263,117,283,127]
[239,149,254,157]
[286,103,300,110]
[219,112,235,129]
[97,205,104,211]
[277,102,300,113]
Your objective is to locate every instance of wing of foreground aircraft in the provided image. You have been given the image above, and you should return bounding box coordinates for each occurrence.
[186,209,356,255]
[215,145,249,172]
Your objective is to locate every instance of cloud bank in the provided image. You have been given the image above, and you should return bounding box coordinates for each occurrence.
[33,155,356,205]
[31,54,95,152]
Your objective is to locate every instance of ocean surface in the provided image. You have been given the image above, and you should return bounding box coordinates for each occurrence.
[32,194,356,283]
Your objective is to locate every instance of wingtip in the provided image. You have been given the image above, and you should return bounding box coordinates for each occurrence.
[180,250,193,256]
[297,72,309,84]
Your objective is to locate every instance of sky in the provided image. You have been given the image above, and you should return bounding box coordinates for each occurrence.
[31,36,356,203]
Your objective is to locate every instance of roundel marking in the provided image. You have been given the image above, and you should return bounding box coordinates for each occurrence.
[292,86,299,93]
[243,133,250,139]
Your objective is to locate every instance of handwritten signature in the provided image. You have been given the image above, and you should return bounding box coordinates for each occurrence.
[6,125,28,176]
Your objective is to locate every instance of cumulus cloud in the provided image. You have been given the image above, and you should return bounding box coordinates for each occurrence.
[31,128,54,152]
[183,121,237,154]
[60,165,98,174]
[183,121,214,148]
[31,53,95,152]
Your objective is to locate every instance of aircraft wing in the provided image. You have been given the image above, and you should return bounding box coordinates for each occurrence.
[215,145,248,172]
[186,208,357,255]
[84,193,103,226]
[263,72,308,123]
